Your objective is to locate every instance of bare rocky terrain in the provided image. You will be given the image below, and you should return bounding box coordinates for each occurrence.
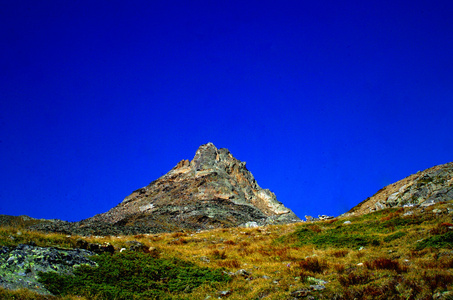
[31,143,300,236]
[344,162,453,217]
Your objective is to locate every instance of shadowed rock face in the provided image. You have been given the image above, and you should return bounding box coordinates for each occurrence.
[83,143,300,231]
[344,162,453,217]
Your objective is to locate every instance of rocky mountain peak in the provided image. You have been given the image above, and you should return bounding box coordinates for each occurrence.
[84,143,300,232]
[192,142,220,170]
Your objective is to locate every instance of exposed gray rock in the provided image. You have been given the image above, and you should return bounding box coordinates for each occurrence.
[384,166,453,208]
[345,162,453,216]
[241,221,259,228]
[125,240,154,254]
[76,238,114,254]
[291,289,309,298]
[375,201,386,210]
[217,290,232,297]
[310,284,326,290]
[0,244,96,295]
[199,256,211,263]
[420,200,436,207]
[234,269,251,278]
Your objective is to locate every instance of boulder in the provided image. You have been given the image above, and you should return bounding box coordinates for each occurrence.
[318,215,334,221]
[0,244,96,295]
[76,239,114,254]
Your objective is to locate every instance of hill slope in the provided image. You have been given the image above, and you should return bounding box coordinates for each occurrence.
[2,161,453,298]
[344,162,453,217]
[2,201,453,299]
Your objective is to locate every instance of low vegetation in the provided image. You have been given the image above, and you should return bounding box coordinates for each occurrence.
[1,202,453,299]
[38,252,230,299]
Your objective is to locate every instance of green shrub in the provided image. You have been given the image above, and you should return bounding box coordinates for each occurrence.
[312,233,380,248]
[279,208,436,249]
[381,217,423,229]
[38,252,230,299]
[415,231,453,250]
[291,227,380,248]
[383,231,407,243]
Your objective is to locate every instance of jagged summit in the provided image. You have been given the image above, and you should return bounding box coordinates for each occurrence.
[192,142,220,171]
[83,143,300,231]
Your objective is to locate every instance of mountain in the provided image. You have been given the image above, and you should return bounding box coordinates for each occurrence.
[81,143,300,231]
[344,162,453,217]
[3,159,453,298]
[3,177,453,299]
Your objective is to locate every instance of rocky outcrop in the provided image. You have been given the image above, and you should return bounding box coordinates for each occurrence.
[344,162,453,216]
[82,143,299,232]
[0,244,96,295]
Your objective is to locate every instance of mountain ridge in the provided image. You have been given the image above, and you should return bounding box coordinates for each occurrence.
[344,161,453,217]
[13,145,452,236]
[80,142,300,232]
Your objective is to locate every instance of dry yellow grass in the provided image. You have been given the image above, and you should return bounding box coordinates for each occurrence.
[1,203,453,299]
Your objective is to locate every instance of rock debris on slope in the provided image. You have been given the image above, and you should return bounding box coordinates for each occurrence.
[344,162,453,217]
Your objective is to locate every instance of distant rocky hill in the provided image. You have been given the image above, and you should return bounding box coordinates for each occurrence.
[83,143,299,231]
[344,162,453,217]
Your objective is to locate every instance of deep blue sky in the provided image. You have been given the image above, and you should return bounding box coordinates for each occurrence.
[1,1,452,222]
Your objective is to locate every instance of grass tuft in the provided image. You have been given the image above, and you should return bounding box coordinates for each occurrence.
[297,257,327,274]
[365,257,407,273]
[211,249,227,259]
[330,249,349,258]
[422,272,453,291]
[338,271,371,287]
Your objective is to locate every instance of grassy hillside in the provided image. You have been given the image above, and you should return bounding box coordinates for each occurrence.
[1,201,453,299]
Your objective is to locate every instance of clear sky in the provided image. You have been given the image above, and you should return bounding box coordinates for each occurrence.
[1,1,452,222]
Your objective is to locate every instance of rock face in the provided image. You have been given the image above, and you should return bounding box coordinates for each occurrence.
[0,244,96,295]
[344,162,453,216]
[84,143,300,231]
